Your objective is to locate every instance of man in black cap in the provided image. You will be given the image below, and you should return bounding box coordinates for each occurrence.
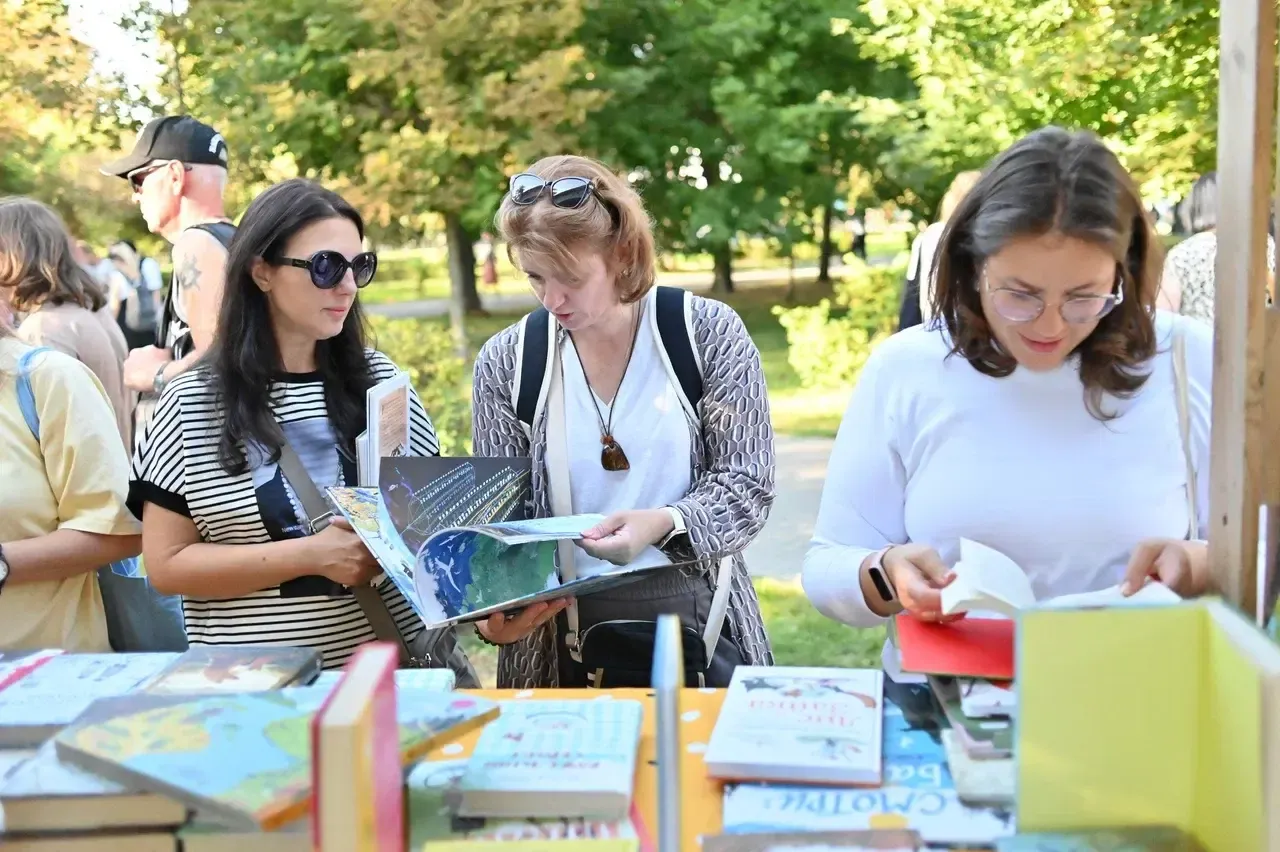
[101,116,236,422]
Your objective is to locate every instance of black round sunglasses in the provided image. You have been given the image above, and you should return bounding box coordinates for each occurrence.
[275,250,378,289]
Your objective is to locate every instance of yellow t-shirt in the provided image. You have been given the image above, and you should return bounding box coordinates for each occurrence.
[0,337,140,652]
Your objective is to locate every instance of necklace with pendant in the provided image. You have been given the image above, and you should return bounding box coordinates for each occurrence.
[567,303,642,471]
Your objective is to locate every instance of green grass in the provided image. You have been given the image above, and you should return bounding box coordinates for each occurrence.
[455,577,884,687]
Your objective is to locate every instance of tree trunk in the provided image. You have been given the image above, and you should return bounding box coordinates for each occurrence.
[711,243,734,293]
[443,212,482,360]
[818,203,835,284]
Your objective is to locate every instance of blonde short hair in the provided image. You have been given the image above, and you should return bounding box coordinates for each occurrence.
[495,155,656,303]
[940,170,982,222]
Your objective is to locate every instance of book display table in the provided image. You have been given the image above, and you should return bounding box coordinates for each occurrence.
[445,688,725,850]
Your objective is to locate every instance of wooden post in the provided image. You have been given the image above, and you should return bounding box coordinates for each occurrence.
[1210,0,1279,613]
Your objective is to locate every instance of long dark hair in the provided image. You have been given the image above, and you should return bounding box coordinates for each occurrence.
[931,126,1159,420]
[0,197,107,313]
[210,178,375,474]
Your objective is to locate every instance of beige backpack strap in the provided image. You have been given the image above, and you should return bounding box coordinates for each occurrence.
[1171,322,1198,539]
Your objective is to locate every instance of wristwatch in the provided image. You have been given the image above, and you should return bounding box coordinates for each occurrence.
[657,506,687,548]
[152,363,169,395]
[866,545,897,604]
[0,544,10,598]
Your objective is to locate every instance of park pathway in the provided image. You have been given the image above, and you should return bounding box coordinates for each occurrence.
[365,264,826,319]
[745,435,833,582]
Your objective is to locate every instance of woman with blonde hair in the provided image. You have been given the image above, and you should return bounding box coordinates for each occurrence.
[471,155,776,689]
[898,170,982,331]
[0,198,132,448]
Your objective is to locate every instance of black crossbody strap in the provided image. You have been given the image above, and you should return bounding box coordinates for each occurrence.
[275,441,413,664]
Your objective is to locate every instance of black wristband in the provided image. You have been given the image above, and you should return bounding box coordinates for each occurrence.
[473,624,500,647]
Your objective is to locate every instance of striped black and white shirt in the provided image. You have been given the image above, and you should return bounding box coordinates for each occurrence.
[128,350,438,668]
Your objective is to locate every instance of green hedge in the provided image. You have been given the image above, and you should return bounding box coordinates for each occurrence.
[368,315,472,455]
[773,260,904,390]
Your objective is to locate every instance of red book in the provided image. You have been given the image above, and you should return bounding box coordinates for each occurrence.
[310,642,402,852]
[894,614,1015,680]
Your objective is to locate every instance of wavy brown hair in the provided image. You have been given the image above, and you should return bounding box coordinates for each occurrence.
[495,155,656,304]
[930,126,1160,420]
[0,197,107,314]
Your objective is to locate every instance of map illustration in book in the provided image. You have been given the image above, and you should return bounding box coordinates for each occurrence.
[325,457,678,630]
[52,689,500,832]
[704,666,885,785]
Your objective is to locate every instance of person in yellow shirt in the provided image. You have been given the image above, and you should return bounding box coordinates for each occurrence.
[0,323,141,652]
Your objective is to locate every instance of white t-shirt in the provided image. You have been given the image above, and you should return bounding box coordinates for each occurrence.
[801,311,1212,628]
[558,303,693,579]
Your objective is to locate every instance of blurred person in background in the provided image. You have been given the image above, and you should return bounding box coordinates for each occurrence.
[898,170,983,331]
[101,115,235,425]
[107,240,163,350]
[0,198,132,448]
[1158,171,1275,324]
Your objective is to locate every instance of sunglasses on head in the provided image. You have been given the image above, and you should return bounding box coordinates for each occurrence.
[507,173,599,209]
[276,250,378,289]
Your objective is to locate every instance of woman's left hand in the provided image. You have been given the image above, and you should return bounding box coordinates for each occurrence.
[1122,538,1209,598]
[578,509,675,566]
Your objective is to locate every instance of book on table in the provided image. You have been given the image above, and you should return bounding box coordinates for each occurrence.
[457,698,644,820]
[310,642,402,852]
[894,538,1181,679]
[704,665,885,785]
[325,456,693,632]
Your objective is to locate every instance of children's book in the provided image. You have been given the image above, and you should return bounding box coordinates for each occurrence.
[704,666,884,785]
[52,687,499,832]
[356,371,412,486]
[957,678,1015,719]
[458,699,644,820]
[0,653,180,747]
[325,457,684,631]
[311,643,402,852]
[940,729,1013,806]
[0,649,63,691]
[927,676,1012,759]
[718,680,1015,846]
[144,645,322,694]
[405,758,647,847]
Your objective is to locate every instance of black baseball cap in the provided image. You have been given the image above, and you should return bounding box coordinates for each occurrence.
[100,115,229,179]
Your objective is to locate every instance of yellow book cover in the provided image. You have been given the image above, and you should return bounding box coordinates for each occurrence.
[1015,599,1271,851]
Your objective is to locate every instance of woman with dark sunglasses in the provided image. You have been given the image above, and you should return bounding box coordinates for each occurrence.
[128,178,472,677]
[803,128,1214,659]
[470,154,776,690]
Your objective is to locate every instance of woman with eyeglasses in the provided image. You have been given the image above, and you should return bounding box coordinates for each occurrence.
[130,178,469,673]
[803,127,1213,646]
[470,155,776,689]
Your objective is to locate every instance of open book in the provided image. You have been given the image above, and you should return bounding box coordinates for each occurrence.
[325,457,680,630]
[940,538,1182,617]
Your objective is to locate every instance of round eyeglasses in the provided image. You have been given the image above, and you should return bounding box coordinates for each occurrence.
[275,250,378,289]
[983,270,1125,324]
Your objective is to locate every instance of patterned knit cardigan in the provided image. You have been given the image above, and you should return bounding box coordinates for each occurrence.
[470,292,777,689]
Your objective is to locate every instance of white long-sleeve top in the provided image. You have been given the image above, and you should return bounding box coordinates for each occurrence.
[801,311,1213,629]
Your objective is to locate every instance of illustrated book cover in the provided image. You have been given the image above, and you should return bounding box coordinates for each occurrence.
[458,698,644,820]
[703,665,885,785]
[325,456,683,631]
[0,652,180,747]
[143,645,322,694]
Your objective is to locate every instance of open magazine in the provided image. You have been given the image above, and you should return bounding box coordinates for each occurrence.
[325,456,680,630]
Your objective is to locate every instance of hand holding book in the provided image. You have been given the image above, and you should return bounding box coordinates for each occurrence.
[474,597,573,646]
[579,508,676,565]
[1121,537,1209,598]
[864,543,962,622]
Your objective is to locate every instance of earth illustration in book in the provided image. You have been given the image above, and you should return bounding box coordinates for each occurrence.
[417,530,559,616]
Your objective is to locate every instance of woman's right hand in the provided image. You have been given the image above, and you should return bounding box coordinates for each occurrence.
[882,544,960,621]
[311,518,381,587]
[475,598,573,645]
